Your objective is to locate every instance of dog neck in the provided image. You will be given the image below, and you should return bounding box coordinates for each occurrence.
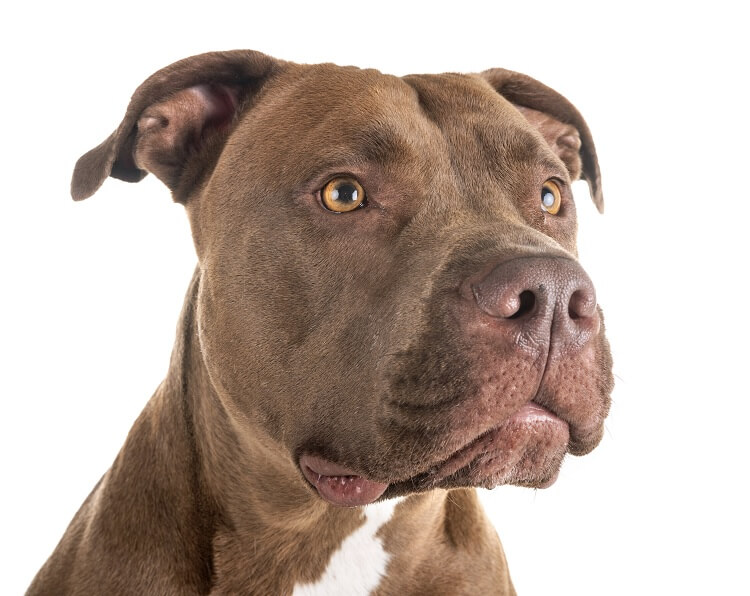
[31,268,513,594]
[106,268,514,594]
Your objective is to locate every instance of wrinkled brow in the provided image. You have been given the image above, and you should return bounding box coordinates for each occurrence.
[347,121,421,165]
[307,119,425,173]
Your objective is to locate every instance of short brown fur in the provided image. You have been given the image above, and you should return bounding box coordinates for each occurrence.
[29,50,612,595]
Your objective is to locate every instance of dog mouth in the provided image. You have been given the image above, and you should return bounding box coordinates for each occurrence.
[299,401,568,507]
[299,453,389,507]
[389,401,569,494]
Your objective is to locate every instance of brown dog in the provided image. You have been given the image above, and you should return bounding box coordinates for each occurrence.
[28,50,613,595]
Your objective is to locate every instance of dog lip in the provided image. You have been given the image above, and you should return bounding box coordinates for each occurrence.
[394,400,568,490]
[512,401,564,424]
[299,453,389,508]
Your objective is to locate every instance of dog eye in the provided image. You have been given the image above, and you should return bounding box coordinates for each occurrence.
[321,177,367,213]
[541,180,562,215]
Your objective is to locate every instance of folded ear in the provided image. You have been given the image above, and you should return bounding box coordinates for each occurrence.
[71,50,282,202]
[481,69,603,212]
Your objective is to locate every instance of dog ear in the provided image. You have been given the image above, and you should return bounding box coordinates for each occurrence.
[481,69,603,212]
[71,50,282,202]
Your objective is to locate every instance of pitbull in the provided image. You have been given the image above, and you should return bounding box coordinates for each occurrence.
[28,50,613,595]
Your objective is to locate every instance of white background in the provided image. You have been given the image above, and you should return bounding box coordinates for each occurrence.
[2,1,748,594]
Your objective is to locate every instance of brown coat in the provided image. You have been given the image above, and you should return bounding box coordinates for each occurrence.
[29,50,612,595]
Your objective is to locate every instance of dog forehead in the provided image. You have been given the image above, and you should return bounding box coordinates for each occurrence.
[402,72,550,166]
[403,71,523,122]
[261,63,420,130]
[224,64,437,187]
[233,64,545,186]
[266,64,531,141]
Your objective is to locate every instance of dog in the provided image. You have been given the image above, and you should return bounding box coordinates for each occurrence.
[28,50,613,595]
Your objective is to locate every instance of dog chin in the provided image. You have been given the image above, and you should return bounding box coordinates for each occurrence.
[385,402,572,498]
[300,402,587,506]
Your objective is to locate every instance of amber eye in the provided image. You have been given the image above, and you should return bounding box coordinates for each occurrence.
[321,177,367,213]
[541,180,562,215]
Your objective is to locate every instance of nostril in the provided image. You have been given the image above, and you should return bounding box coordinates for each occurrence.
[568,289,596,320]
[470,284,538,319]
[468,257,596,327]
[508,290,536,319]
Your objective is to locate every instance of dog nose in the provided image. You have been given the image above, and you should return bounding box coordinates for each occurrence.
[470,257,599,350]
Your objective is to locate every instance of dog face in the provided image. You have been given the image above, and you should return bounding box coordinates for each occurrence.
[73,51,612,507]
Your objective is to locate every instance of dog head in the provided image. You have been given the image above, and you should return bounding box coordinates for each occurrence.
[73,50,612,507]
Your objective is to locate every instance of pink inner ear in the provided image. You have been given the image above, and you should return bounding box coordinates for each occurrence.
[133,83,241,188]
[515,105,583,181]
[190,83,240,131]
[136,83,240,138]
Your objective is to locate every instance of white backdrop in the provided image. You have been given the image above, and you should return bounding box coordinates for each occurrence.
[2,1,747,594]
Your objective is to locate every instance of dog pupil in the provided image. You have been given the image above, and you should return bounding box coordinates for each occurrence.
[336,183,357,203]
[542,191,554,207]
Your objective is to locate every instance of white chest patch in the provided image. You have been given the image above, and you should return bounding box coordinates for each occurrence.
[292,497,404,596]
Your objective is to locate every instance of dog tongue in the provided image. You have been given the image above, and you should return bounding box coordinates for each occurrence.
[300,454,388,507]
